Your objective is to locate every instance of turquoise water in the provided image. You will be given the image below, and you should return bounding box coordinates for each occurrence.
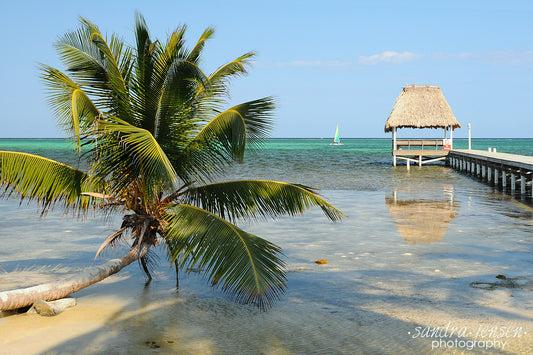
[1,138,533,353]
[2,138,532,191]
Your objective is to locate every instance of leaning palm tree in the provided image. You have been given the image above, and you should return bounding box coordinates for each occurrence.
[0,14,343,311]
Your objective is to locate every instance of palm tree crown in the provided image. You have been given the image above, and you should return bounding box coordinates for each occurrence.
[0,14,343,309]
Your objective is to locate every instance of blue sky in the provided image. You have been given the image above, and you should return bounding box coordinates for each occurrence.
[1,0,531,138]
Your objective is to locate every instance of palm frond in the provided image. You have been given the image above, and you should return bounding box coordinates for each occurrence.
[0,151,102,214]
[94,226,128,259]
[131,21,209,141]
[79,17,133,121]
[183,180,345,222]
[164,204,286,309]
[54,25,108,87]
[153,59,209,137]
[139,250,159,277]
[206,52,255,97]
[94,117,178,194]
[39,65,100,149]
[132,13,156,130]
[194,108,247,160]
[187,27,215,63]
[182,97,275,180]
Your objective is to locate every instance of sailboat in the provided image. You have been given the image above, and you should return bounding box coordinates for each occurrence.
[330,124,343,145]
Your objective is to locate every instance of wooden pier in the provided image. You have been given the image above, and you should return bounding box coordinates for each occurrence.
[448,149,533,199]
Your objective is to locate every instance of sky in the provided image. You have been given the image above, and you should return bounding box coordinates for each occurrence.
[1,0,532,138]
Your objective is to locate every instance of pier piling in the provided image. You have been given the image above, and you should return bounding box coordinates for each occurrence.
[448,150,533,200]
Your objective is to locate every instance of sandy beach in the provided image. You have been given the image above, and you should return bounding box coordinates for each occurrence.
[1,267,532,354]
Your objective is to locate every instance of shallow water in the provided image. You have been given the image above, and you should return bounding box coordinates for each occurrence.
[1,139,533,353]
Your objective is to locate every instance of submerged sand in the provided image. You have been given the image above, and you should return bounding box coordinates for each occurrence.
[1,188,533,354]
[1,263,532,354]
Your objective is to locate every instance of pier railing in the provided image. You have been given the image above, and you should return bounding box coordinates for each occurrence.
[395,139,445,151]
[392,139,450,168]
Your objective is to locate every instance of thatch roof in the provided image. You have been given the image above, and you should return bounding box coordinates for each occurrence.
[384,85,461,133]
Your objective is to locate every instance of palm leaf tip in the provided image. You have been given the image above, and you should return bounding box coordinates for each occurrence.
[0,151,100,214]
[164,204,287,309]
[317,200,346,222]
[292,183,346,221]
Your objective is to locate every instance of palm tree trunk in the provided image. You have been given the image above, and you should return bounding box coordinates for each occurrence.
[0,242,150,312]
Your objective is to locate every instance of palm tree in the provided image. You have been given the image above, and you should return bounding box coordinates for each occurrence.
[0,14,343,311]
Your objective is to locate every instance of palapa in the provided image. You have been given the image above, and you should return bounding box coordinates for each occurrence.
[384,85,461,133]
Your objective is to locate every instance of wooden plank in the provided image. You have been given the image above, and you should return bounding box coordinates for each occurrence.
[394,150,448,156]
[396,139,443,147]
[450,150,533,170]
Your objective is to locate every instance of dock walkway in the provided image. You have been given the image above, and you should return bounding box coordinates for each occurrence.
[448,149,533,199]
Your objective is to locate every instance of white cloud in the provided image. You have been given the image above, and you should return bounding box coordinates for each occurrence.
[358,51,422,65]
[432,50,533,66]
[479,50,533,66]
[254,50,533,69]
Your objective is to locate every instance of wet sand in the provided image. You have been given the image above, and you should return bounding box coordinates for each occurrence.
[1,268,532,354]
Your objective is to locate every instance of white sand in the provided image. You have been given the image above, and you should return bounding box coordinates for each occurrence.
[1,267,532,355]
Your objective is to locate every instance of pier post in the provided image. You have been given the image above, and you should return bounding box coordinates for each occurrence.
[449,150,532,201]
[468,123,471,150]
[392,128,397,167]
[418,155,422,167]
[521,170,526,195]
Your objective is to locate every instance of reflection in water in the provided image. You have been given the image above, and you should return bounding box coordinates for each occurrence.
[386,185,458,244]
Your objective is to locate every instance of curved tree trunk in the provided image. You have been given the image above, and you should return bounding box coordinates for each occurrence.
[0,243,150,312]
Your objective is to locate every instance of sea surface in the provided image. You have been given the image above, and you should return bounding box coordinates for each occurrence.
[1,138,533,354]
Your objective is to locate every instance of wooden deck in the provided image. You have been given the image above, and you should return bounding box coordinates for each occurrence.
[450,149,533,170]
[448,149,533,199]
[393,139,450,168]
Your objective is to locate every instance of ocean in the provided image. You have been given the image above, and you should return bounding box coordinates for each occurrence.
[2,138,533,190]
[1,138,533,354]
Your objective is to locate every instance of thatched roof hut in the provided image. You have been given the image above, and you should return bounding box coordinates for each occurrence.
[384,85,460,133]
